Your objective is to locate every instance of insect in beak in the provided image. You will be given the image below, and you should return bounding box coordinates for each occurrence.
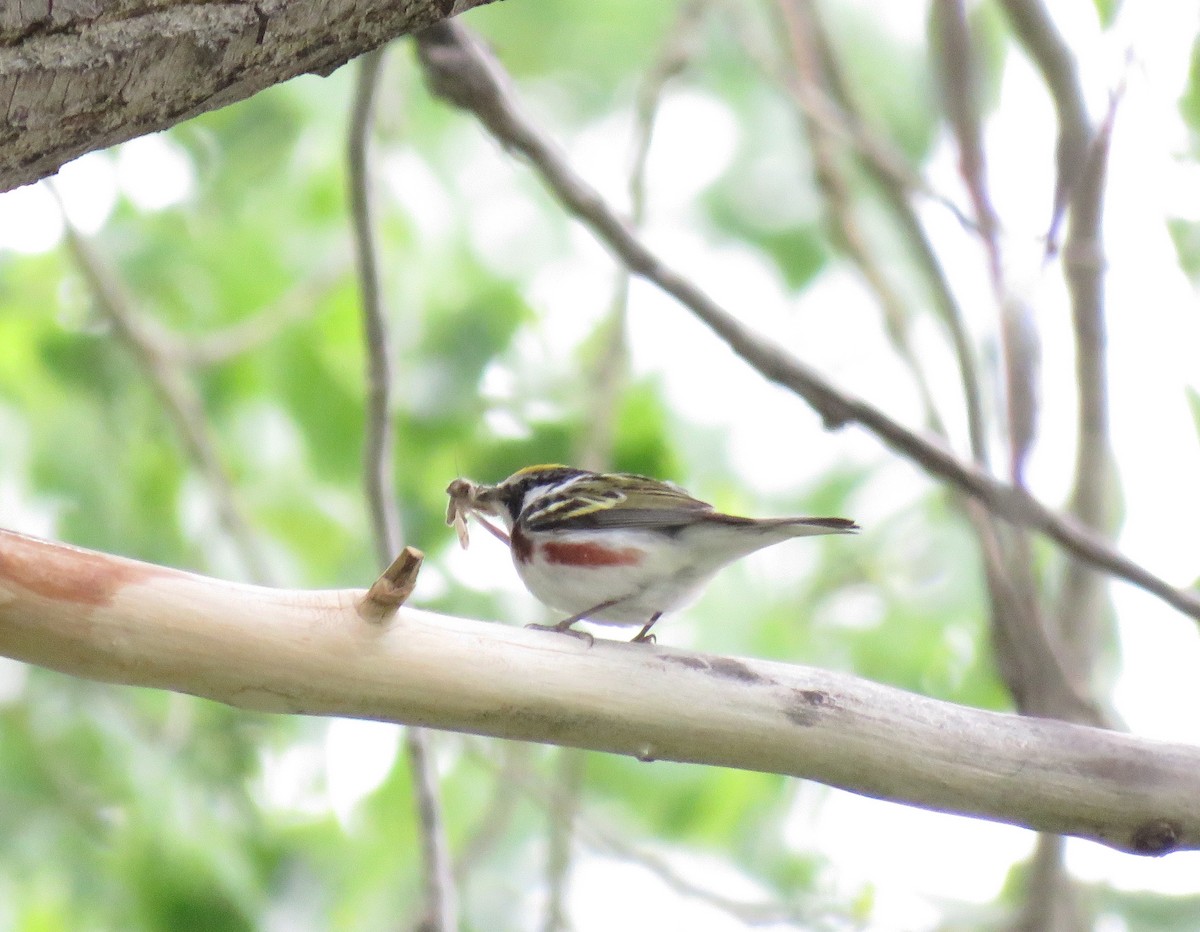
[445,478,510,548]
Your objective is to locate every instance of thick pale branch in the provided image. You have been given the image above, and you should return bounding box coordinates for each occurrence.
[1,527,1197,857]
[0,0,495,194]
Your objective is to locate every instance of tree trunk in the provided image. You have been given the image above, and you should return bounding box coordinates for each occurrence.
[0,0,494,194]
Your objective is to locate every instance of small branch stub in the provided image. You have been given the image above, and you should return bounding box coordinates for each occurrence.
[359,546,425,622]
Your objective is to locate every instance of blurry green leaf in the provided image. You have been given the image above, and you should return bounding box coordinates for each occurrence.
[1168,218,1200,282]
[1092,0,1121,28]
[1182,35,1200,135]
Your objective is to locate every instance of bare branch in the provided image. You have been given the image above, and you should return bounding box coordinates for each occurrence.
[347,49,457,932]
[1,527,1197,856]
[413,21,1200,626]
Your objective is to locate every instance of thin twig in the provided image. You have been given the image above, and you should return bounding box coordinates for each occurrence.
[54,200,273,586]
[544,19,709,922]
[347,46,457,932]
[414,20,1200,625]
[350,47,404,568]
[933,0,1001,283]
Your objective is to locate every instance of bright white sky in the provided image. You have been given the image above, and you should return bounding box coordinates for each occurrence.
[2,0,1199,928]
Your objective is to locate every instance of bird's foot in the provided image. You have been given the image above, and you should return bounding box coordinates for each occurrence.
[525,619,595,647]
[629,612,662,644]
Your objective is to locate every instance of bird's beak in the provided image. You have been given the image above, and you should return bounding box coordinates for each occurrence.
[445,477,504,516]
[470,484,503,516]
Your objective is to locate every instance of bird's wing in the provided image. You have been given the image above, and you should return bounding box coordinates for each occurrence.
[520,474,714,532]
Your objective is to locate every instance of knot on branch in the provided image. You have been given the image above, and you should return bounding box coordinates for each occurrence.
[1130,818,1181,856]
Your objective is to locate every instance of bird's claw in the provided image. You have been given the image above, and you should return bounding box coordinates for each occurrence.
[525,621,594,647]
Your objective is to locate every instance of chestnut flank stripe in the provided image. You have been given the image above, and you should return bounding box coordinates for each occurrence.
[542,541,643,567]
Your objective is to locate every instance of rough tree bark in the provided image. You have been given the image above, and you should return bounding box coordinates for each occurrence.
[0,0,495,194]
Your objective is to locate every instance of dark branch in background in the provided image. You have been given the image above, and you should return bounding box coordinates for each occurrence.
[55,204,273,586]
[413,20,1200,626]
[347,47,457,932]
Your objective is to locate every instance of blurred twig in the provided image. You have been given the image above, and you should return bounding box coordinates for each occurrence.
[347,46,457,932]
[453,743,531,883]
[350,49,405,567]
[931,0,1041,486]
[775,0,947,439]
[173,263,346,366]
[997,0,1091,254]
[933,0,1001,282]
[1056,89,1122,683]
[541,747,584,932]
[413,19,1200,626]
[54,198,273,586]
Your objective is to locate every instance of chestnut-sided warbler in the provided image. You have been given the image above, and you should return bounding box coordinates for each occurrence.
[447,465,858,643]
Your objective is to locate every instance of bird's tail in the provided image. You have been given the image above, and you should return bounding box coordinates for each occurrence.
[707,514,858,537]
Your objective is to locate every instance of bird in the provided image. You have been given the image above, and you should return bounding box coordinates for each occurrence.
[446,464,858,644]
